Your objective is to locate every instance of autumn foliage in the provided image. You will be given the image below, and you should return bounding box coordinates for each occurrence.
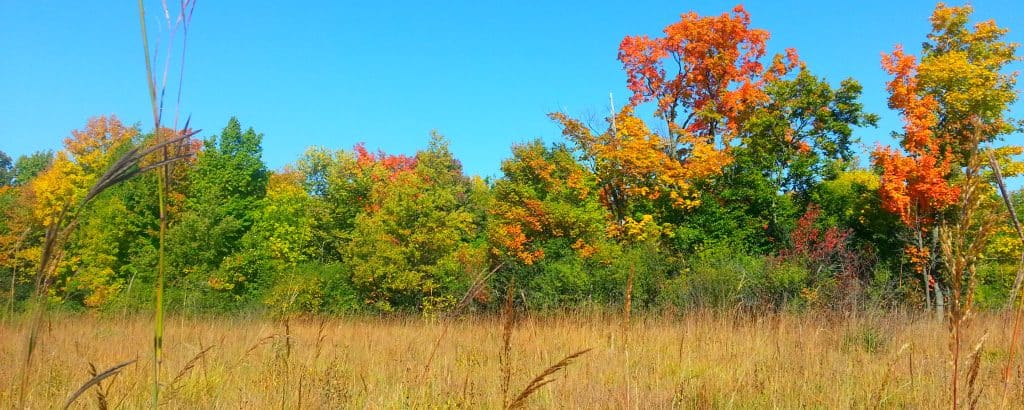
[551,5,804,241]
[1,3,1021,316]
[618,5,799,150]
[31,116,138,227]
[872,3,1021,282]
[873,46,959,228]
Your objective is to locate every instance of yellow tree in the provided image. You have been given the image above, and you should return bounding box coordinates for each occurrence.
[28,116,139,305]
[31,116,138,229]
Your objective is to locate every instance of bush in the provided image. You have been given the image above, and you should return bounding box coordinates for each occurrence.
[764,261,811,309]
[975,262,1016,310]
[656,244,826,311]
[496,238,677,311]
[659,245,767,310]
[264,262,362,316]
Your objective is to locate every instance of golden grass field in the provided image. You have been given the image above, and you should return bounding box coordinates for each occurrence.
[2,310,1023,408]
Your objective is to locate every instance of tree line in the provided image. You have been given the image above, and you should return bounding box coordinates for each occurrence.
[1,3,1021,315]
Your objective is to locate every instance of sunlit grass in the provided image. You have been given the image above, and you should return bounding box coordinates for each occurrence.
[2,310,1022,408]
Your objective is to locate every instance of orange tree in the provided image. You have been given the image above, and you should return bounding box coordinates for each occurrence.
[552,5,798,244]
[872,3,1021,308]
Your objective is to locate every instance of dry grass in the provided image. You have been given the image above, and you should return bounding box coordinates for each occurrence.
[2,310,1023,408]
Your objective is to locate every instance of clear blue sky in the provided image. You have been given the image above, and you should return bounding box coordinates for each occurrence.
[1,1,1022,183]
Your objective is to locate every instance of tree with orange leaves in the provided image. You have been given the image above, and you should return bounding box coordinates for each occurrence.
[617,5,798,159]
[31,116,138,228]
[871,3,1021,310]
[553,5,799,241]
[872,6,1021,406]
[489,140,606,266]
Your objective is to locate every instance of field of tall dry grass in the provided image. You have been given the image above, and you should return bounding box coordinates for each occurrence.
[2,310,1022,408]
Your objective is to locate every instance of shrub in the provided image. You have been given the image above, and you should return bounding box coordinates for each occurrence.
[659,244,767,310]
[264,262,361,316]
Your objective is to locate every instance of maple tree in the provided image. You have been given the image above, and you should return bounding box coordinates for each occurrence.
[289,138,490,313]
[553,5,801,242]
[19,117,138,304]
[872,3,1021,306]
[344,135,486,312]
[618,5,798,159]
[488,140,677,308]
[487,141,610,304]
[489,140,606,266]
[551,108,699,236]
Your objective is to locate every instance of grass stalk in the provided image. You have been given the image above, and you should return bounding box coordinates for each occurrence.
[136,2,196,407]
[965,335,987,410]
[420,263,501,383]
[152,141,167,408]
[62,359,137,410]
[1003,289,1024,406]
[506,348,592,409]
[938,127,1001,409]
[500,279,516,408]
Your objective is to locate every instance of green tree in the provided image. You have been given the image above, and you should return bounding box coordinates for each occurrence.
[11,151,53,186]
[0,151,12,187]
[59,185,139,307]
[740,70,878,198]
[294,146,372,264]
[670,70,877,253]
[488,140,632,306]
[812,166,901,261]
[167,117,268,306]
[0,179,42,313]
[345,134,486,312]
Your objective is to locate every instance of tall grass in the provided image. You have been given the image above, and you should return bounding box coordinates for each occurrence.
[3,311,1023,407]
[938,126,1003,409]
[135,1,196,407]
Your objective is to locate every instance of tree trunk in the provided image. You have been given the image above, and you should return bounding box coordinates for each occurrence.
[989,152,1024,309]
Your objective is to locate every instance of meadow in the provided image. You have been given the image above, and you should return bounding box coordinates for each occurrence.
[3,310,1022,408]
[2,1,1024,408]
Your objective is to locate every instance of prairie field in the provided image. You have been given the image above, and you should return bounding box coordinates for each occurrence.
[4,0,1024,409]
[2,311,1023,408]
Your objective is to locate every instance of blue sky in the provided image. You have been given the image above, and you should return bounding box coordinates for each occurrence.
[1,1,1022,183]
